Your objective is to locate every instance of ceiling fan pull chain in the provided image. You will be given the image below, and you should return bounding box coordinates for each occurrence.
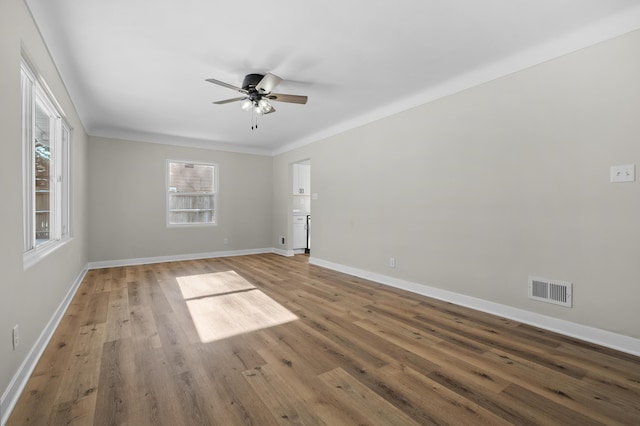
[251,109,258,130]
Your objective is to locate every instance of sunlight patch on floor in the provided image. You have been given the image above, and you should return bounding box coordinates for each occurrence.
[177,271,298,343]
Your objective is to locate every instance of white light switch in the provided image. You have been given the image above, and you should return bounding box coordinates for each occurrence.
[610,164,635,183]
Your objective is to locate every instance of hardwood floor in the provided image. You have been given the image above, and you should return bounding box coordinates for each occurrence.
[7,253,640,425]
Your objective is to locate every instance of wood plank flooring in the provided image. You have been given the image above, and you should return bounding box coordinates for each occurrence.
[7,253,640,425]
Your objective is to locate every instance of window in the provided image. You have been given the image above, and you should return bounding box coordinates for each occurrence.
[21,59,71,268]
[167,160,217,226]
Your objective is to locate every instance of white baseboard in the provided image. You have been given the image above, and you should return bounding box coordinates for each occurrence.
[87,247,277,269]
[272,248,295,257]
[1,265,88,426]
[309,256,640,357]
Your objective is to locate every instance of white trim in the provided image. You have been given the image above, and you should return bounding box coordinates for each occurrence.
[309,257,640,357]
[21,63,34,253]
[23,237,73,270]
[1,265,88,426]
[272,248,295,257]
[21,58,72,269]
[87,248,276,269]
[89,129,272,157]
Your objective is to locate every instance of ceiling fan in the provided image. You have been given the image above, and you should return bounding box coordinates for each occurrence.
[206,73,308,115]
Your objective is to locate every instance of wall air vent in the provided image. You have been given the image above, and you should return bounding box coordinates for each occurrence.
[528,276,572,308]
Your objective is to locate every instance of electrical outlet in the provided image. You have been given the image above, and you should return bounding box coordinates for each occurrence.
[12,324,19,350]
[389,257,396,268]
[223,238,229,245]
[280,236,285,245]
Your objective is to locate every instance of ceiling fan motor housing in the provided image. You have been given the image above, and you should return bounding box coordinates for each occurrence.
[241,74,266,103]
[242,74,265,90]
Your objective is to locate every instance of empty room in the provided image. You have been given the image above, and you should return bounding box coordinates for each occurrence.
[2,0,640,424]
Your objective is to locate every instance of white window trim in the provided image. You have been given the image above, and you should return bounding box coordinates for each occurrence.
[21,58,72,269]
[166,159,219,227]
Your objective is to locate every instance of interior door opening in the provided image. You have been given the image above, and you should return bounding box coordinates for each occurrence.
[291,160,311,254]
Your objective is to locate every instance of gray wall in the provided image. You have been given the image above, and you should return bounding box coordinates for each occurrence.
[273,29,640,339]
[0,0,89,401]
[88,137,273,262]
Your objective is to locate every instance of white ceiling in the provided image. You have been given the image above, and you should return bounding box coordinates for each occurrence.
[26,0,640,155]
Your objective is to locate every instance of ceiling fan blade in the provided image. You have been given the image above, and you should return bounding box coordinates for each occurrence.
[212,97,247,105]
[205,78,247,93]
[255,73,282,94]
[267,93,308,104]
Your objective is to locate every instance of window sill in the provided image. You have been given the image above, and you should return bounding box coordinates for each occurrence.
[23,237,73,270]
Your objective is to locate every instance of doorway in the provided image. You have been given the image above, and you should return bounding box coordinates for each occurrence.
[292,160,311,254]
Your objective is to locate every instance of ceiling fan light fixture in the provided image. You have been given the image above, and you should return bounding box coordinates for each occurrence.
[258,98,273,113]
[255,104,263,115]
[241,99,252,111]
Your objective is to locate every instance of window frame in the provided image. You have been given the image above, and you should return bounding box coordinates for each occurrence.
[166,159,218,227]
[21,58,72,269]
